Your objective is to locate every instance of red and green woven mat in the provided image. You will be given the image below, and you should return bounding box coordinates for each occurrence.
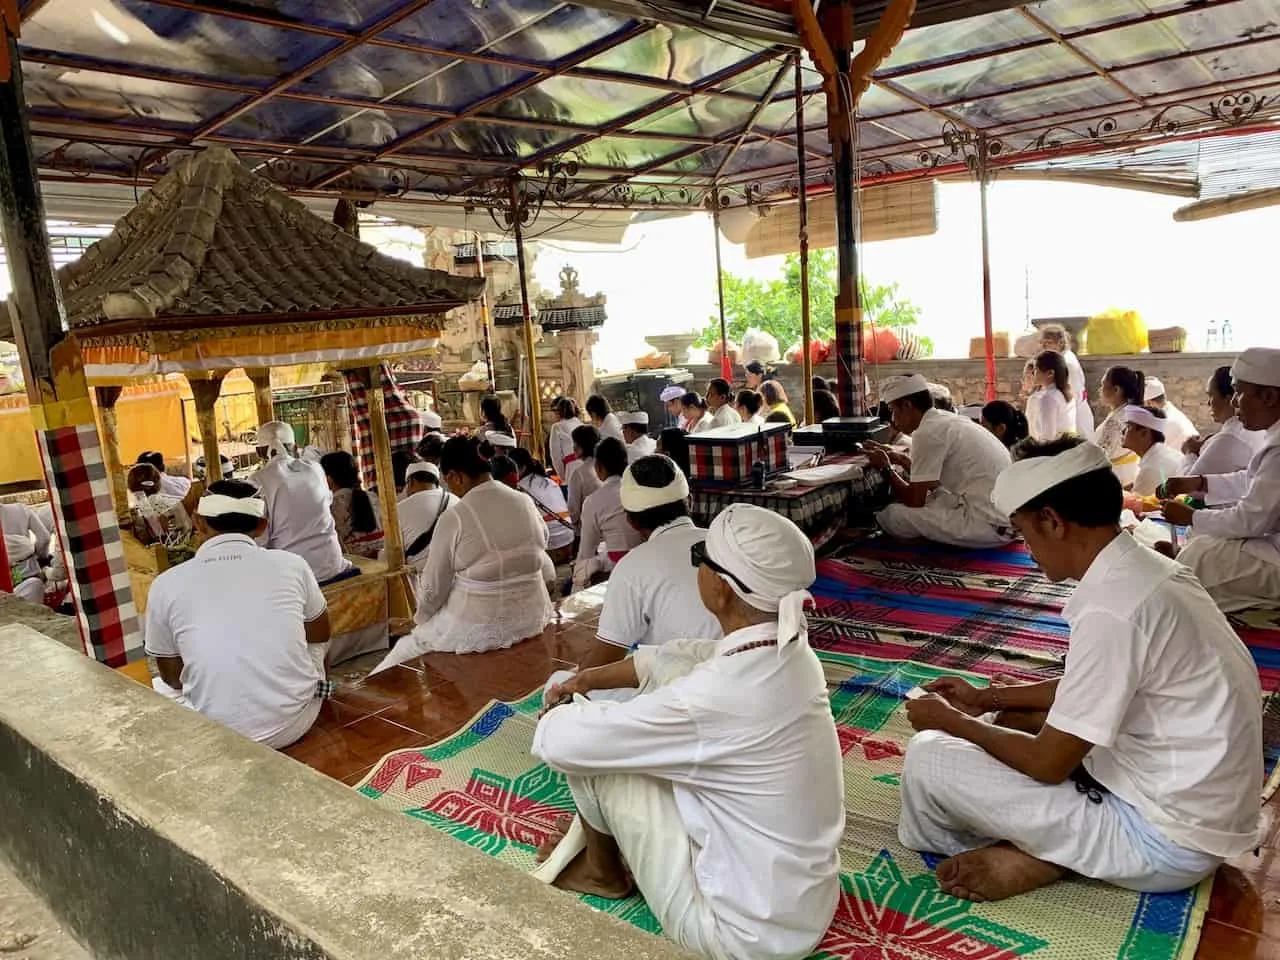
[355,651,1211,960]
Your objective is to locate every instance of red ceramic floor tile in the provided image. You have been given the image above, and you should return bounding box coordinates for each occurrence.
[284,715,429,782]
[1198,920,1260,960]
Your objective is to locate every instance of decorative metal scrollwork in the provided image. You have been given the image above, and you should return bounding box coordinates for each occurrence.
[917,121,1005,178]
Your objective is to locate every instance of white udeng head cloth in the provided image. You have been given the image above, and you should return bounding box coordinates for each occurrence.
[660,386,685,403]
[1143,377,1167,402]
[880,374,930,405]
[1121,405,1165,432]
[422,409,443,431]
[405,461,441,484]
[619,456,688,511]
[619,411,650,427]
[991,441,1111,517]
[1231,347,1280,387]
[486,431,517,448]
[257,421,296,459]
[198,493,267,519]
[704,503,816,649]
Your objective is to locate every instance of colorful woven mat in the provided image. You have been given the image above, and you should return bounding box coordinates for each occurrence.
[812,538,1280,794]
[356,651,1211,960]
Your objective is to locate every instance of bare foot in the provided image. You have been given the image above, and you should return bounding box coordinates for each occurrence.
[535,817,574,864]
[552,849,635,900]
[936,844,1065,902]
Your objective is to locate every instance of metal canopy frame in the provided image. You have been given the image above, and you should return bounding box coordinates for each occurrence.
[15,0,1280,214]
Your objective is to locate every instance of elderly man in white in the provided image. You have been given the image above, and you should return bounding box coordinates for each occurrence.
[620,411,656,461]
[532,504,844,960]
[1161,347,1280,612]
[899,438,1261,903]
[865,373,1014,548]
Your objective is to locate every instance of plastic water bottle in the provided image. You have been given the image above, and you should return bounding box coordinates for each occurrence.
[1205,317,1219,352]
[1221,316,1233,350]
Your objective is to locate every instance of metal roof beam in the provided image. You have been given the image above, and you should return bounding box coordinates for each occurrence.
[713,55,795,179]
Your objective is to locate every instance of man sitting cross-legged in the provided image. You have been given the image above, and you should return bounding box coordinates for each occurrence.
[532,504,844,960]
[898,436,1262,902]
[145,480,332,750]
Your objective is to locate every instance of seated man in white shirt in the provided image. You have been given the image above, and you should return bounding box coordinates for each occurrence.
[144,480,333,750]
[619,411,656,462]
[532,504,844,960]
[398,461,457,571]
[0,501,52,605]
[1144,377,1197,454]
[1120,405,1183,496]
[251,421,352,585]
[865,374,1014,548]
[899,437,1261,902]
[706,377,743,429]
[660,385,687,431]
[1160,347,1280,612]
[564,454,722,675]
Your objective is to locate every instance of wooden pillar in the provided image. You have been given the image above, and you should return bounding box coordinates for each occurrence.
[509,177,545,451]
[475,234,496,393]
[821,0,865,417]
[711,192,731,381]
[365,365,404,570]
[0,25,141,664]
[188,372,228,483]
[95,385,130,524]
[246,366,274,426]
[795,54,815,424]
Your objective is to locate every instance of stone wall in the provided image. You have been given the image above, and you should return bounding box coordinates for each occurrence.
[679,352,1233,433]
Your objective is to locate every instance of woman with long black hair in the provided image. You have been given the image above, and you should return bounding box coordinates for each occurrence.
[1094,365,1145,487]
[320,451,383,559]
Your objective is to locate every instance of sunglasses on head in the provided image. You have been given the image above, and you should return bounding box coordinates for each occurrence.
[689,540,752,594]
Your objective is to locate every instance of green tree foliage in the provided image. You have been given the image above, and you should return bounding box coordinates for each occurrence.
[696,249,930,355]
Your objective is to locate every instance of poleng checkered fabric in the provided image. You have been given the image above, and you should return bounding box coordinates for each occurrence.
[343,364,424,491]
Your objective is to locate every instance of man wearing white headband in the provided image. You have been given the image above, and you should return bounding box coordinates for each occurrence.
[1119,404,1183,497]
[865,373,1014,547]
[899,437,1261,903]
[250,421,351,584]
[421,408,443,433]
[144,480,333,750]
[1160,346,1280,612]
[532,503,843,960]
[397,461,456,572]
[618,411,655,462]
[1143,377,1197,454]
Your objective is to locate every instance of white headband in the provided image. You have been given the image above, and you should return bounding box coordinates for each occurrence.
[619,411,649,426]
[1232,347,1280,388]
[958,404,984,422]
[257,420,296,460]
[405,462,440,483]
[660,386,684,402]
[1121,405,1166,433]
[198,494,267,519]
[486,431,517,448]
[1143,377,1166,402]
[880,374,929,404]
[422,409,443,430]
[991,442,1111,516]
[705,503,815,649]
[620,457,689,511]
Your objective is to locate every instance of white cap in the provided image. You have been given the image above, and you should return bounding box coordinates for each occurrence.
[405,461,440,483]
[880,374,930,404]
[257,421,295,458]
[1143,377,1166,402]
[660,385,685,403]
[958,404,984,422]
[619,411,649,427]
[486,431,517,448]
[421,409,443,430]
[991,441,1112,516]
[1121,404,1166,432]
[1231,347,1280,388]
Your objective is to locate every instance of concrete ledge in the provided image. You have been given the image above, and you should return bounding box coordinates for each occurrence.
[0,595,82,652]
[0,625,691,960]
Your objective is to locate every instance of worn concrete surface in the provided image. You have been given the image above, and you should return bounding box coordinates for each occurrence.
[0,625,692,960]
[0,858,91,960]
[0,596,81,653]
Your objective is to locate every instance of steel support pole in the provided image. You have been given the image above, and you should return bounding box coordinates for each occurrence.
[978,139,997,402]
[795,55,815,423]
[711,191,731,381]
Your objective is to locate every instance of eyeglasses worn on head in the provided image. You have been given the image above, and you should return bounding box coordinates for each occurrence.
[689,540,753,594]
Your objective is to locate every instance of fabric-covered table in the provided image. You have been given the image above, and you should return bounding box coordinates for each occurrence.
[688,455,890,548]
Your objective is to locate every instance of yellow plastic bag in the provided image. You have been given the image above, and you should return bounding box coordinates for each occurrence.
[1085,309,1147,355]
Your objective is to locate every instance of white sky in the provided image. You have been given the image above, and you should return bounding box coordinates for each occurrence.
[533,180,1280,373]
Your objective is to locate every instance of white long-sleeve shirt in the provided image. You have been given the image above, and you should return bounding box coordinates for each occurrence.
[1026,386,1077,442]
[1194,420,1280,556]
[597,413,625,443]
[1063,350,1095,437]
[1182,417,1265,478]
[532,623,845,960]
[566,456,601,527]
[1160,401,1198,455]
[626,435,656,462]
[709,404,742,429]
[575,476,646,566]
[1,502,50,568]
[1132,442,1184,497]
[549,417,583,484]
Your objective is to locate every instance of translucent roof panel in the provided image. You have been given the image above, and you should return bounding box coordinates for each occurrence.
[18,0,1280,212]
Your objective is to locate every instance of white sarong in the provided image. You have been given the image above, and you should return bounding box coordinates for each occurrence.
[1178,536,1280,613]
[877,490,1013,548]
[899,730,1220,893]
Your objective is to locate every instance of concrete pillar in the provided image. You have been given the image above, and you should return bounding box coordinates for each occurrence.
[555,328,599,404]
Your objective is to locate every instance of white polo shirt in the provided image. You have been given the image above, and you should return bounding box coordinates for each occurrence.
[1048,533,1262,858]
[143,533,328,745]
[596,517,723,650]
[908,408,1011,529]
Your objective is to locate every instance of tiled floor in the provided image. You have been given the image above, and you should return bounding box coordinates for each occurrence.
[286,587,1278,960]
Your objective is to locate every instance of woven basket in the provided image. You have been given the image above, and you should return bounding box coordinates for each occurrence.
[1148,326,1187,353]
